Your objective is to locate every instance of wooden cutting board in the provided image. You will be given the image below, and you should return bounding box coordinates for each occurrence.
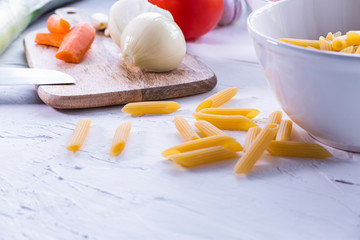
[24,8,216,109]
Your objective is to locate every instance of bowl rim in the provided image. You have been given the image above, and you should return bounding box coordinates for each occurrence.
[246,0,360,61]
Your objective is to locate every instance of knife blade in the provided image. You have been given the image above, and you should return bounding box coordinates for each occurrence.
[0,68,76,85]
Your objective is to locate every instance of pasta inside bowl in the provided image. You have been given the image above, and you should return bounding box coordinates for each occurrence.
[247,0,360,152]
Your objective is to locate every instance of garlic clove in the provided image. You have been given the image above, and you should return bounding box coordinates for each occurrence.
[219,0,246,26]
[91,13,108,30]
[120,12,186,73]
[108,0,173,47]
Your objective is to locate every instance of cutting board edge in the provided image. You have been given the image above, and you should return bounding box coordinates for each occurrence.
[37,74,217,109]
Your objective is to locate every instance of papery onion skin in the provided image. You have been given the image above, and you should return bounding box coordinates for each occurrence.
[120,12,186,72]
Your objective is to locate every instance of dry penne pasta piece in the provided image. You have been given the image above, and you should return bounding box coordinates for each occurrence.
[346,31,360,46]
[340,45,355,53]
[332,35,348,51]
[67,118,91,151]
[194,120,243,151]
[195,87,237,112]
[194,120,226,136]
[243,126,262,151]
[199,108,260,119]
[267,141,332,159]
[333,31,342,38]
[162,135,243,157]
[168,146,239,168]
[355,46,360,54]
[319,36,332,51]
[267,111,283,125]
[174,116,200,141]
[122,101,181,116]
[234,124,279,174]
[275,120,293,141]
[110,121,132,156]
[278,38,320,49]
[325,32,334,41]
[192,112,257,131]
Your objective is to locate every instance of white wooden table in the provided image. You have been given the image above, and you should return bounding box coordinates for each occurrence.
[0,1,359,239]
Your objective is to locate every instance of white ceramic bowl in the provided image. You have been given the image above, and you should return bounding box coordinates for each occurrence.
[247,0,360,152]
[246,0,279,11]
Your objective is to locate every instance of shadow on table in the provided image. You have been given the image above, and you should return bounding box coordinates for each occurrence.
[243,154,355,180]
[0,86,44,104]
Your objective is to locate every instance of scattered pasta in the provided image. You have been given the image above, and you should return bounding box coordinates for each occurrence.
[199,108,260,119]
[243,126,262,151]
[195,87,237,112]
[122,101,181,116]
[67,118,91,151]
[267,141,332,159]
[194,120,226,137]
[192,112,258,130]
[110,121,132,156]
[267,111,283,125]
[234,124,279,174]
[275,120,293,141]
[174,116,200,141]
[162,135,243,157]
[168,146,239,168]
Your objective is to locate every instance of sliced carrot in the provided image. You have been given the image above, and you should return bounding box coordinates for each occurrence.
[35,32,65,47]
[47,14,71,33]
[56,22,96,63]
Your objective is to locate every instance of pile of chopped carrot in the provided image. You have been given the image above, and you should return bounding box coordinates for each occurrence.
[35,14,96,63]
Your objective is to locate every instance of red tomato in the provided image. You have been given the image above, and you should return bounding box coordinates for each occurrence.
[149,0,223,40]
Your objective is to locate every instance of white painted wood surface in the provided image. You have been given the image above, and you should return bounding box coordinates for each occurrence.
[0,1,359,239]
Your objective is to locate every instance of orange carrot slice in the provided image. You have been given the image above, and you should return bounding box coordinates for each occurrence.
[35,32,65,47]
[56,22,96,63]
[47,14,71,33]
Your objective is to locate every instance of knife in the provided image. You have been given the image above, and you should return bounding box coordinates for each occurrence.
[0,68,76,85]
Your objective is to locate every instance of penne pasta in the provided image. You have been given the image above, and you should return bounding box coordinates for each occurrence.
[168,146,239,168]
[278,38,320,49]
[333,31,342,38]
[162,135,243,157]
[195,87,237,112]
[325,32,334,41]
[67,118,91,151]
[319,36,332,51]
[199,108,260,119]
[194,120,226,136]
[194,120,243,151]
[122,101,181,116]
[234,124,279,174]
[332,35,348,51]
[267,111,283,125]
[243,126,262,151]
[174,116,200,141]
[345,31,360,46]
[110,121,132,156]
[275,120,293,141]
[355,46,360,54]
[267,141,332,159]
[192,112,258,131]
[340,45,355,53]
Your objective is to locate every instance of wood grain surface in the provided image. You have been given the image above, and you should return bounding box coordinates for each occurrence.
[24,8,217,109]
